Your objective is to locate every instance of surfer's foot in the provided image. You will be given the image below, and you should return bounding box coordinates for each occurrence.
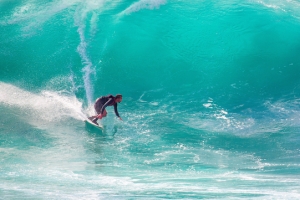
[92,119,99,125]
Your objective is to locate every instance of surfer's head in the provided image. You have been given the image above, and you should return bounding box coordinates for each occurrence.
[115,94,122,103]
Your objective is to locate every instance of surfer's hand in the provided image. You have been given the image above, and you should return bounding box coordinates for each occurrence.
[119,117,123,121]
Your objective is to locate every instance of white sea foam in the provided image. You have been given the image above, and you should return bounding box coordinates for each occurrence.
[119,0,167,16]
[186,97,300,136]
[1,0,77,32]
[0,82,86,123]
[256,0,300,20]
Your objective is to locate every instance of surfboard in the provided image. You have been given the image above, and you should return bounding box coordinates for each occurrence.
[84,118,104,130]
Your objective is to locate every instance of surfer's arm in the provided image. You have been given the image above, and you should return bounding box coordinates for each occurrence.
[113,104,121,118]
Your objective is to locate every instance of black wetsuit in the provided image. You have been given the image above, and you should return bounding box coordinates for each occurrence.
[94,95,120,117]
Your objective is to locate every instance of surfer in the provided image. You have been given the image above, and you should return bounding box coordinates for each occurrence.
[88,94,123,125]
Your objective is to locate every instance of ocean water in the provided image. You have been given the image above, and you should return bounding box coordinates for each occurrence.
[1,0,300,199]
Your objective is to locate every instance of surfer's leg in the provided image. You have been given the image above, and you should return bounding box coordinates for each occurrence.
[88,106,98,119]
[91,103,104,124]
[88,103,98,123]
[92,117,99,125]
[96,109,107,119]
[92,119,99,125]
[102,109,107,118]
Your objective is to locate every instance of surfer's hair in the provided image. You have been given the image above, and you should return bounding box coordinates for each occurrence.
[116,94,122,99]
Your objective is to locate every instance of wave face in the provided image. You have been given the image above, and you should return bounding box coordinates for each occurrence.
[1,0,300,198]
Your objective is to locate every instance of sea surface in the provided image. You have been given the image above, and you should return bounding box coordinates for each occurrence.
[1,0,300,199]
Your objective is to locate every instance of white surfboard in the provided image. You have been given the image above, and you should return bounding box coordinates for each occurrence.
[84,118,104,130]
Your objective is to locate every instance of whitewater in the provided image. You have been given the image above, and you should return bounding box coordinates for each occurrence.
[1,0,300,199]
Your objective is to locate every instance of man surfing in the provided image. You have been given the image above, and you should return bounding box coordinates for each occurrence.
[88,94,123,125]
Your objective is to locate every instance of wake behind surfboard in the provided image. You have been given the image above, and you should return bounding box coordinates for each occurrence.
[84,118,104,130]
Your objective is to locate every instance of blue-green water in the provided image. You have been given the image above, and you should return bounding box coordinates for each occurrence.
[1,0,300,199]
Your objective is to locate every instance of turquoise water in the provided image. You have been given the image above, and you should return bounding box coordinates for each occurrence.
[1,0,300,199]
